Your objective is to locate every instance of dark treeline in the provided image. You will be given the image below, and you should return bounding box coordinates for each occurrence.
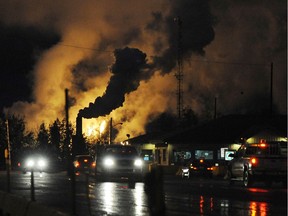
[0,115,81,169]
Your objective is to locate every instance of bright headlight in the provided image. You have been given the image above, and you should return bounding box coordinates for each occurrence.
[38,158,47,168]
[26,159,35,168]
[134,159,143,167]
[103,157,114,167]
[182,168,189,172]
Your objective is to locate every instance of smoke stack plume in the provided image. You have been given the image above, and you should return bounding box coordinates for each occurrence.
[78,47,149,118]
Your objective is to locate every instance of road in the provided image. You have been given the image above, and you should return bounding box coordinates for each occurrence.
[0,170,286,216]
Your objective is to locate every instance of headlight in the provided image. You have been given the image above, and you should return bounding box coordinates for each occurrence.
[134,159,143,167]
[26,159,35,168]
[182,168,189,172]
[38,158,47,168]
[25,157,47,169]
[103,157,114,167]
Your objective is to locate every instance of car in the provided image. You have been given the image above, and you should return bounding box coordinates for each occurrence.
[95,144,144,182]
[188,158,214,178]
[20,154,48,173]
[73,155,95,174]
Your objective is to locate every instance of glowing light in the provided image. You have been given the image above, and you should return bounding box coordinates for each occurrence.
[251,158,257,164]
[100,120,106,134]
[249,202,268,216]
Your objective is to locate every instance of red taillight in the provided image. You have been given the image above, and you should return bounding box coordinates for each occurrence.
[251,158,257,164]
[18,162,21,167]
[207,167,213,171]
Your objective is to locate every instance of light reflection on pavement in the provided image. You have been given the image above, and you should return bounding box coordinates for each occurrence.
[0,171,286,216]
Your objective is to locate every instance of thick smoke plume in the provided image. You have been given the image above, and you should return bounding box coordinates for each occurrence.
[79,47,149,118]
[0,0,286,141]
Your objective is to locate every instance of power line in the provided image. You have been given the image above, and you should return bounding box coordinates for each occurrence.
[59,43,271,67]
[58,43,114,53]
[189,59,270,67]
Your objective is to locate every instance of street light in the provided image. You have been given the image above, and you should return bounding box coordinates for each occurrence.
[109,118,123,144]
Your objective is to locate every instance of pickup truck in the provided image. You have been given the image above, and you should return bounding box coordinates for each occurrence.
[227,141,287,187]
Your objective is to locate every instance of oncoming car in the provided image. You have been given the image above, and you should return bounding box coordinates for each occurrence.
[95,144,143,181]
[73,155,95,174]
[20,154,48,173]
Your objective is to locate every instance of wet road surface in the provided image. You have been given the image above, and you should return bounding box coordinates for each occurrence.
[0,171,286,216]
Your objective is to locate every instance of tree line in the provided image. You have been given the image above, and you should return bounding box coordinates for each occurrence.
[0,115,78,169]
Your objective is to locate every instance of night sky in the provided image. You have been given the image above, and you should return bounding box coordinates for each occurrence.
[0,0,286,140]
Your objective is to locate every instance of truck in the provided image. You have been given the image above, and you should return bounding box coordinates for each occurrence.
[94,144,144,182]
[227,140,287,187]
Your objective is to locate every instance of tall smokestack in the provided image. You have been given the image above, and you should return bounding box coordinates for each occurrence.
[76,114,83,137]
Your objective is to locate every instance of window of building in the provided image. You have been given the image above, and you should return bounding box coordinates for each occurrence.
[195,150,213,160]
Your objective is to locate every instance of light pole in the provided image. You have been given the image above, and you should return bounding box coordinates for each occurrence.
[109,118,123,144]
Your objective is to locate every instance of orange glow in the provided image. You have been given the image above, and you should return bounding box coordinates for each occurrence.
[249,201,268,216]
[74,161,80,168]
[92,162,96,167]
[83,119,107,138]
[251,158,257,164]
[84,159,88,163]
[99,120,106,134]
[200,159,204,163]
[259,143,266,148]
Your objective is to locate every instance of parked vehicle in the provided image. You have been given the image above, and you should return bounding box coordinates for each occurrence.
[227,140,287,187]
[95,144,143,182]
[73,155,95,174]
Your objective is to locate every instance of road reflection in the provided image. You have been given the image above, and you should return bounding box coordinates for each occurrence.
[91,182,148,216]
[165,192,280,216]
[99,183,115,214]
[249,201,268,216]
[69,173,287,215]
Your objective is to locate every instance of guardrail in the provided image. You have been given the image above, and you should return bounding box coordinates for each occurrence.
[0,191,70,216]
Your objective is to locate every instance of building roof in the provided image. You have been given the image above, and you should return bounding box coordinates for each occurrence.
[128,115,287,145]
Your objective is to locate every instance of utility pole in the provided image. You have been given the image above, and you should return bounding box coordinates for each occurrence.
[175,16,184,120]
[65,89,76,215]
[270,62,273,115]
[109,117,112,145]
[214,97,217,119]
[5,118,11,193]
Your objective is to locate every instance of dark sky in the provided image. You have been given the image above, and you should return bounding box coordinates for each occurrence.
[0,25,59,112]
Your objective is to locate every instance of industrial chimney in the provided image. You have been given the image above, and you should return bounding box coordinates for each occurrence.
[76,114,83,137]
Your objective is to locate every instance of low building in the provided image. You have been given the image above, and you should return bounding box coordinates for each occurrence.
[128,115,287,175]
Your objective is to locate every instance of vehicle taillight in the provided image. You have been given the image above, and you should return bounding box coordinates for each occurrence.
[251,158,257,164]
[259,143,266,148]
[91,162,96,167]
[75,161,80,168]
[207,167,213,171]
[84,159,88,163]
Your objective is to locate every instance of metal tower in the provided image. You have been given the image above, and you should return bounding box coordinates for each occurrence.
[175,17,184,120]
